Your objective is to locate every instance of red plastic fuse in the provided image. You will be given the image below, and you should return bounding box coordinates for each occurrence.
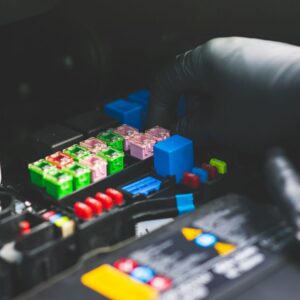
[182,172,200,189]
[46,151,73,169]
[95,192,114,211]
[114,258,138,273]
[19,221,31,235]
[105,188,124,206]
[201,163,218,180]
[85,197,103,215]
[74,202,93,220]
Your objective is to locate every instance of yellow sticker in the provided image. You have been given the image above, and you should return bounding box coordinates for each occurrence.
[215,242,236,256]
[81,264,159,300]
[181,227,203,241]
[54,216,70,227]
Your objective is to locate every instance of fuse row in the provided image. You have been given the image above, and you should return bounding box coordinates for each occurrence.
[73,188,124,220]
[182,158,228,189]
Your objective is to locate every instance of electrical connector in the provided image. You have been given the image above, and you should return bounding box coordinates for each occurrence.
[97,148,125,175]
[129,133,156,160]
[97,130,124,152]
[121,176,162,197]
[63,144,91,161]
[80,154,107,182]
[113,124,139,151]
[80,137,108,154]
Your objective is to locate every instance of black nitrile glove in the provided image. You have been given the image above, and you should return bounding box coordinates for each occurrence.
[147,37,300,158]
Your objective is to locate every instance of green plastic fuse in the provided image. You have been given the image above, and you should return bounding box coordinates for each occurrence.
[63,144,91,161]
[44,169,73,199]
[97,130,124,151]
[28,159,57,188]
[97,148,125,175]
[63,162,91,190]
[209,158,227,175]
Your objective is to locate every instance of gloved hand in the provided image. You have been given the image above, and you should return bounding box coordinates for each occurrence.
[147,37,300,158]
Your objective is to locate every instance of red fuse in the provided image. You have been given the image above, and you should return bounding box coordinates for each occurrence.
[85,197,103,215]
[19,220,31,235]
[201,163,218,180]
[46,151,73,169]
[95,192,114,211]
[74,202,93,220]
[182,172,200,189]
[114,258,138,273]
[105,188,124,206]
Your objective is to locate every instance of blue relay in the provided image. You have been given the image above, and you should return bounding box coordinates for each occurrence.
[127,89,150,115]
[104,99,143,130]
[154,135,194,183]
[121,176,162,196]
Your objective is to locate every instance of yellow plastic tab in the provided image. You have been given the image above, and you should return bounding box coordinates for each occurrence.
[181,227,202,241]
[209,158,227,175]
[54,216,70,227]
[81,264,158,300]
[215,242,236,256]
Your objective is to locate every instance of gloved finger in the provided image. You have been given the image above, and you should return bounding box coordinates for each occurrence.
[172,112,220,150]
[147,45,209,129]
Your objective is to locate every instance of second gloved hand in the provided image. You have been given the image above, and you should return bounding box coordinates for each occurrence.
[147,37,300,157]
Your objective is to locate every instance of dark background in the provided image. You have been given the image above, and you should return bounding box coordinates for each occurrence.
[0,0,299,160]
